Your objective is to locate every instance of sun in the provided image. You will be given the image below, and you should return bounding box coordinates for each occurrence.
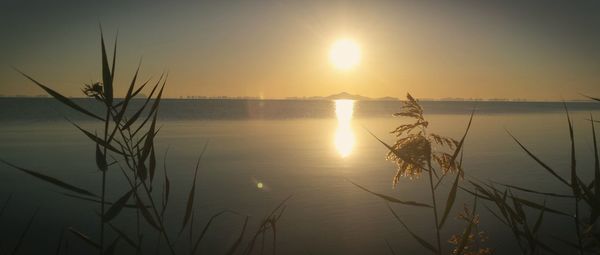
[329,39,361,71]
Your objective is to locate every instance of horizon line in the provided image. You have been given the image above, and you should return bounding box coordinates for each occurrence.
[0,95,596,103]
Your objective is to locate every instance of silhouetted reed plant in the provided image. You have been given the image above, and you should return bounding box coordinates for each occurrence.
[0,32,287,255]
[0,194,40,254]
[353,93,480,255]
[357,94,600,255]
[462,97,600,255]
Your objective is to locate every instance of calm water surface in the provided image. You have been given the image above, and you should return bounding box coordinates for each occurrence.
[0,99,599,254]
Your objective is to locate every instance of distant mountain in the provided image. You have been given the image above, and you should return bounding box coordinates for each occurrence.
[324,92,371,100]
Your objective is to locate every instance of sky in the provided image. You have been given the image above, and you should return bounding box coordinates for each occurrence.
[1,0,599,100]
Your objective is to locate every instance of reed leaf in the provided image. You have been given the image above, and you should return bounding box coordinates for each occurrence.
[59,192,141,208]
[112,59,140,128]
[576,176,597,204]
[149,145,156,183]
[103,237,120,255]
[455,199,477,255]
[449,109,474,168]
[113,76,150,108]
[96,143,108,172]
[439,172,460,228]
[128,78,150,99]
[564,104,580,198]
[0,194,12,218]
[386,203,438,254]
[135,195,160,231]
[591,115,600,203]
[107,222,139,250]
[532,201,546,234]
[110,32,117,86]
[103,189,135,222]
[511,196,570,217]
[433,170,449,190]
[100,30,113,105]
[532,238,560,255]
[137,162,147,181]
[511,194,526,221]
[191,210,235,254]
[14,69,104,121]
[385,239,397,255]
[483,203,509,226]
[122,74,162,130]
[507,130,570,187]
[582,94,600,102]
[490,181,573,198]
[349,180,432,208]
[70,122,124,156]
[138,120,157,165]
[225,216,249,255]
[132,79,166,136]
[458,187,492,202]
[465,182,495,201]
[0,159,97,197]
[161,147,171,217]
[54,228,66,255]
[68,227,100,249]
[11,208,38,255]
[180,143,209,235]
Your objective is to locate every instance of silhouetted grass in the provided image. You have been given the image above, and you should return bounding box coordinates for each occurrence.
[356,93,600,254]
[1,31,289,255]
[461,99,600,254]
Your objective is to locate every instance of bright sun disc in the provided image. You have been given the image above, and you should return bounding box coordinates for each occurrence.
[329,39,361,70]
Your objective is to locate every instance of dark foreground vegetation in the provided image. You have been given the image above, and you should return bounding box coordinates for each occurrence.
[356,94,600,255]
[1,33,287,255]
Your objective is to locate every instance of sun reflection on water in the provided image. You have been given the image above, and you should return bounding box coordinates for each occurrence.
[334,100,356,158]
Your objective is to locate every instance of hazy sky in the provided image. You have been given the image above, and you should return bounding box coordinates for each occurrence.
[1,0,599,99]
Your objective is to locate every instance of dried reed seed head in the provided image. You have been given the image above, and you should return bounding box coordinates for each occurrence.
[449,206,492,255]
[433,152,462,174]
[82,82,104,100]
[387,134,432,182]
[388,93,463,183]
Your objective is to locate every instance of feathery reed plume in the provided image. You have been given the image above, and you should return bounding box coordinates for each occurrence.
[387,93,461,184]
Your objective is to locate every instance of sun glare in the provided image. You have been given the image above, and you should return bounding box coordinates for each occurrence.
[329,39,361,71]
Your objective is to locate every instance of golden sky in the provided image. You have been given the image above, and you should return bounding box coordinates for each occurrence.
[1,1,599,100]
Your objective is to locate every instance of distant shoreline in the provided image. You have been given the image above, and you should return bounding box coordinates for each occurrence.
[0,96,597,103]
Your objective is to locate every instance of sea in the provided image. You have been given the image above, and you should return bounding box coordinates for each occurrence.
[1,98,599,254]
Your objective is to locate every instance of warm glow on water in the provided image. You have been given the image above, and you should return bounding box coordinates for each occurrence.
[334,100,356,157]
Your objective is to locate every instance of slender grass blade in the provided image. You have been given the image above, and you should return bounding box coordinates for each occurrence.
[14,69,104,121]
[103,189,134,222]
[68,227,100,250]
[507,131,570,187]
[386,203,438,254]
[180,143,209,235]
[349,180,432,208]
[0,159,97,197]
[439,172,460,228]
[11,208,38,255]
